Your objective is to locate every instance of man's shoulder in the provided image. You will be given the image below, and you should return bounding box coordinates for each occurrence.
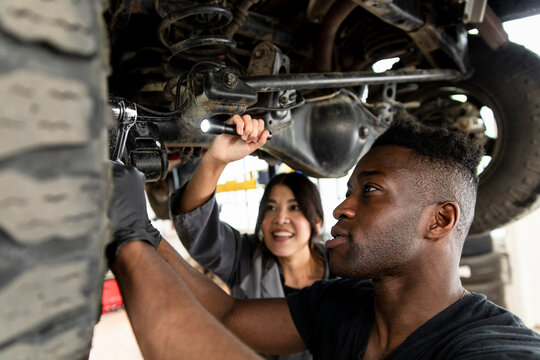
[461,296,540,344]
[427,293,540,358]
[390,293,540,359]
[447,321,540,359]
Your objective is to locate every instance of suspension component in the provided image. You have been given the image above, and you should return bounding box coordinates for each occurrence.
[242,69,461,92]
[354,0,470,72]
[109,97,138,163]
[247,41,293,126]
[178,65,258,146]
[158,4,236,66]
[109,97,169,181]
[127,134,169,182]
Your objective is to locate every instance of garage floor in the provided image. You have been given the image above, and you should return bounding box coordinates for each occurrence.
[89,309,142,360]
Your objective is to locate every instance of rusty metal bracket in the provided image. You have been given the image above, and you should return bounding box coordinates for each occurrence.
[474,5,509,50]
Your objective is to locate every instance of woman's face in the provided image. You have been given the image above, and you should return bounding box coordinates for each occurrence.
[261,184,316,259]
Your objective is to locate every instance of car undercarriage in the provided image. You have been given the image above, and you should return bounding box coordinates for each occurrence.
[106,0,540,234]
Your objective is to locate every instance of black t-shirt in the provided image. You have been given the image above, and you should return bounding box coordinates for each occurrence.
[287,278,540,359]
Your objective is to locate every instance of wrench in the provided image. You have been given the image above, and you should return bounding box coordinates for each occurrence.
[110,97,138,164]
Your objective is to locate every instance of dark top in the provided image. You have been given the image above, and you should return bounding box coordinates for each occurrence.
[170,185,330,360]
[288,278,540,359]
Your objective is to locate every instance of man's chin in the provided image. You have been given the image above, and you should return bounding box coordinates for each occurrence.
[328,256,352,278]
[329,255,372,280]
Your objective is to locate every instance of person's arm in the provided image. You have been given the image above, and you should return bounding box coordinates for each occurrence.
[108,161,306,357]
[179,114,269,213]
[112,241,261,360]
[157,239,307,355]
[170,185,249,282]
[170,114,269,282]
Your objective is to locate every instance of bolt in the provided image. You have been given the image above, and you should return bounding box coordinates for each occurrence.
[288,92,297,102]
[224,72,238,87]
[359,126,369,139]
[279,95,288,105]
[254,48,264,58]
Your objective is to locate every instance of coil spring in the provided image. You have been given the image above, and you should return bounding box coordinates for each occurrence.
[360,13,410,63]
[157,2,236,67]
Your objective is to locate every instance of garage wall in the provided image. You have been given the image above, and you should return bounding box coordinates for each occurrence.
[501,208,540,330]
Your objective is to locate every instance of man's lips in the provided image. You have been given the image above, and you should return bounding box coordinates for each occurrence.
[327,225,349,249]
[325,235,348,249]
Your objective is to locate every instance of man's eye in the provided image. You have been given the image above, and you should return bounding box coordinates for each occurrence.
[363,184,377,193]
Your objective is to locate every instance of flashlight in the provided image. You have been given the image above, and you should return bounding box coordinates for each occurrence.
[200,119,272,139]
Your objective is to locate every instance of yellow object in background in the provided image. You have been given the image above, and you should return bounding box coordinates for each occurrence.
[217,172,258,193]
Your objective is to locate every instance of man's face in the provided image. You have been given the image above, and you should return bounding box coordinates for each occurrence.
[326,145,428,279]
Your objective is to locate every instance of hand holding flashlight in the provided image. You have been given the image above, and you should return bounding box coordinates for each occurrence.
[200,118,272,140]
[201,115,270,165]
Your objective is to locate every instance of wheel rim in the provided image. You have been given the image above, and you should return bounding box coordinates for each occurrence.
[409,83,505,182]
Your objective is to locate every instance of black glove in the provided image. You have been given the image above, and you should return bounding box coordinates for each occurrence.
[107,162,162,264]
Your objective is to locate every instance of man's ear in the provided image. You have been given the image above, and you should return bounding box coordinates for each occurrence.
[426,202,459,240]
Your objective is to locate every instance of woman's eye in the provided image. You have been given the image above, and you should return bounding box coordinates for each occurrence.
[266,205,276,211]
[290,204,301,211]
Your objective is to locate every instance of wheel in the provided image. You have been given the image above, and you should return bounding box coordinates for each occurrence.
[464,279,506,308]
[0,1,109,358]
[146,180,172,220]
[460,251,501,284]
[462,232,493,257]
[146,160,200,220]
[403,36,540,234]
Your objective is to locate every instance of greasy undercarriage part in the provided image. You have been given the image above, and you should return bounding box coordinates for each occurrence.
[109,65,460,180]
[262,89,390,178]
[243,69,460,92]
[109,97,169,181]
[105,0,540,234]
[351,0,471,72]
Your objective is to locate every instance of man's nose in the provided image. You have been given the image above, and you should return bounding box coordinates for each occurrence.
[333,198,356,220]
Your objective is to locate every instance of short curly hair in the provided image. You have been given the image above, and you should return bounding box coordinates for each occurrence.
[372,119,484,240]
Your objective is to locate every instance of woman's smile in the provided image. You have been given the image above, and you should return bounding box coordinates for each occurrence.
[272,230,295,242]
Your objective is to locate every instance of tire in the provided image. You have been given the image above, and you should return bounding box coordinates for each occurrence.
[146,160,200,220]
[403,36,540,234]
[146,179,172,220]
[0,1,109,359]
[462,232,493,257]
[460,251,501,284]
[464,279,506,308]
